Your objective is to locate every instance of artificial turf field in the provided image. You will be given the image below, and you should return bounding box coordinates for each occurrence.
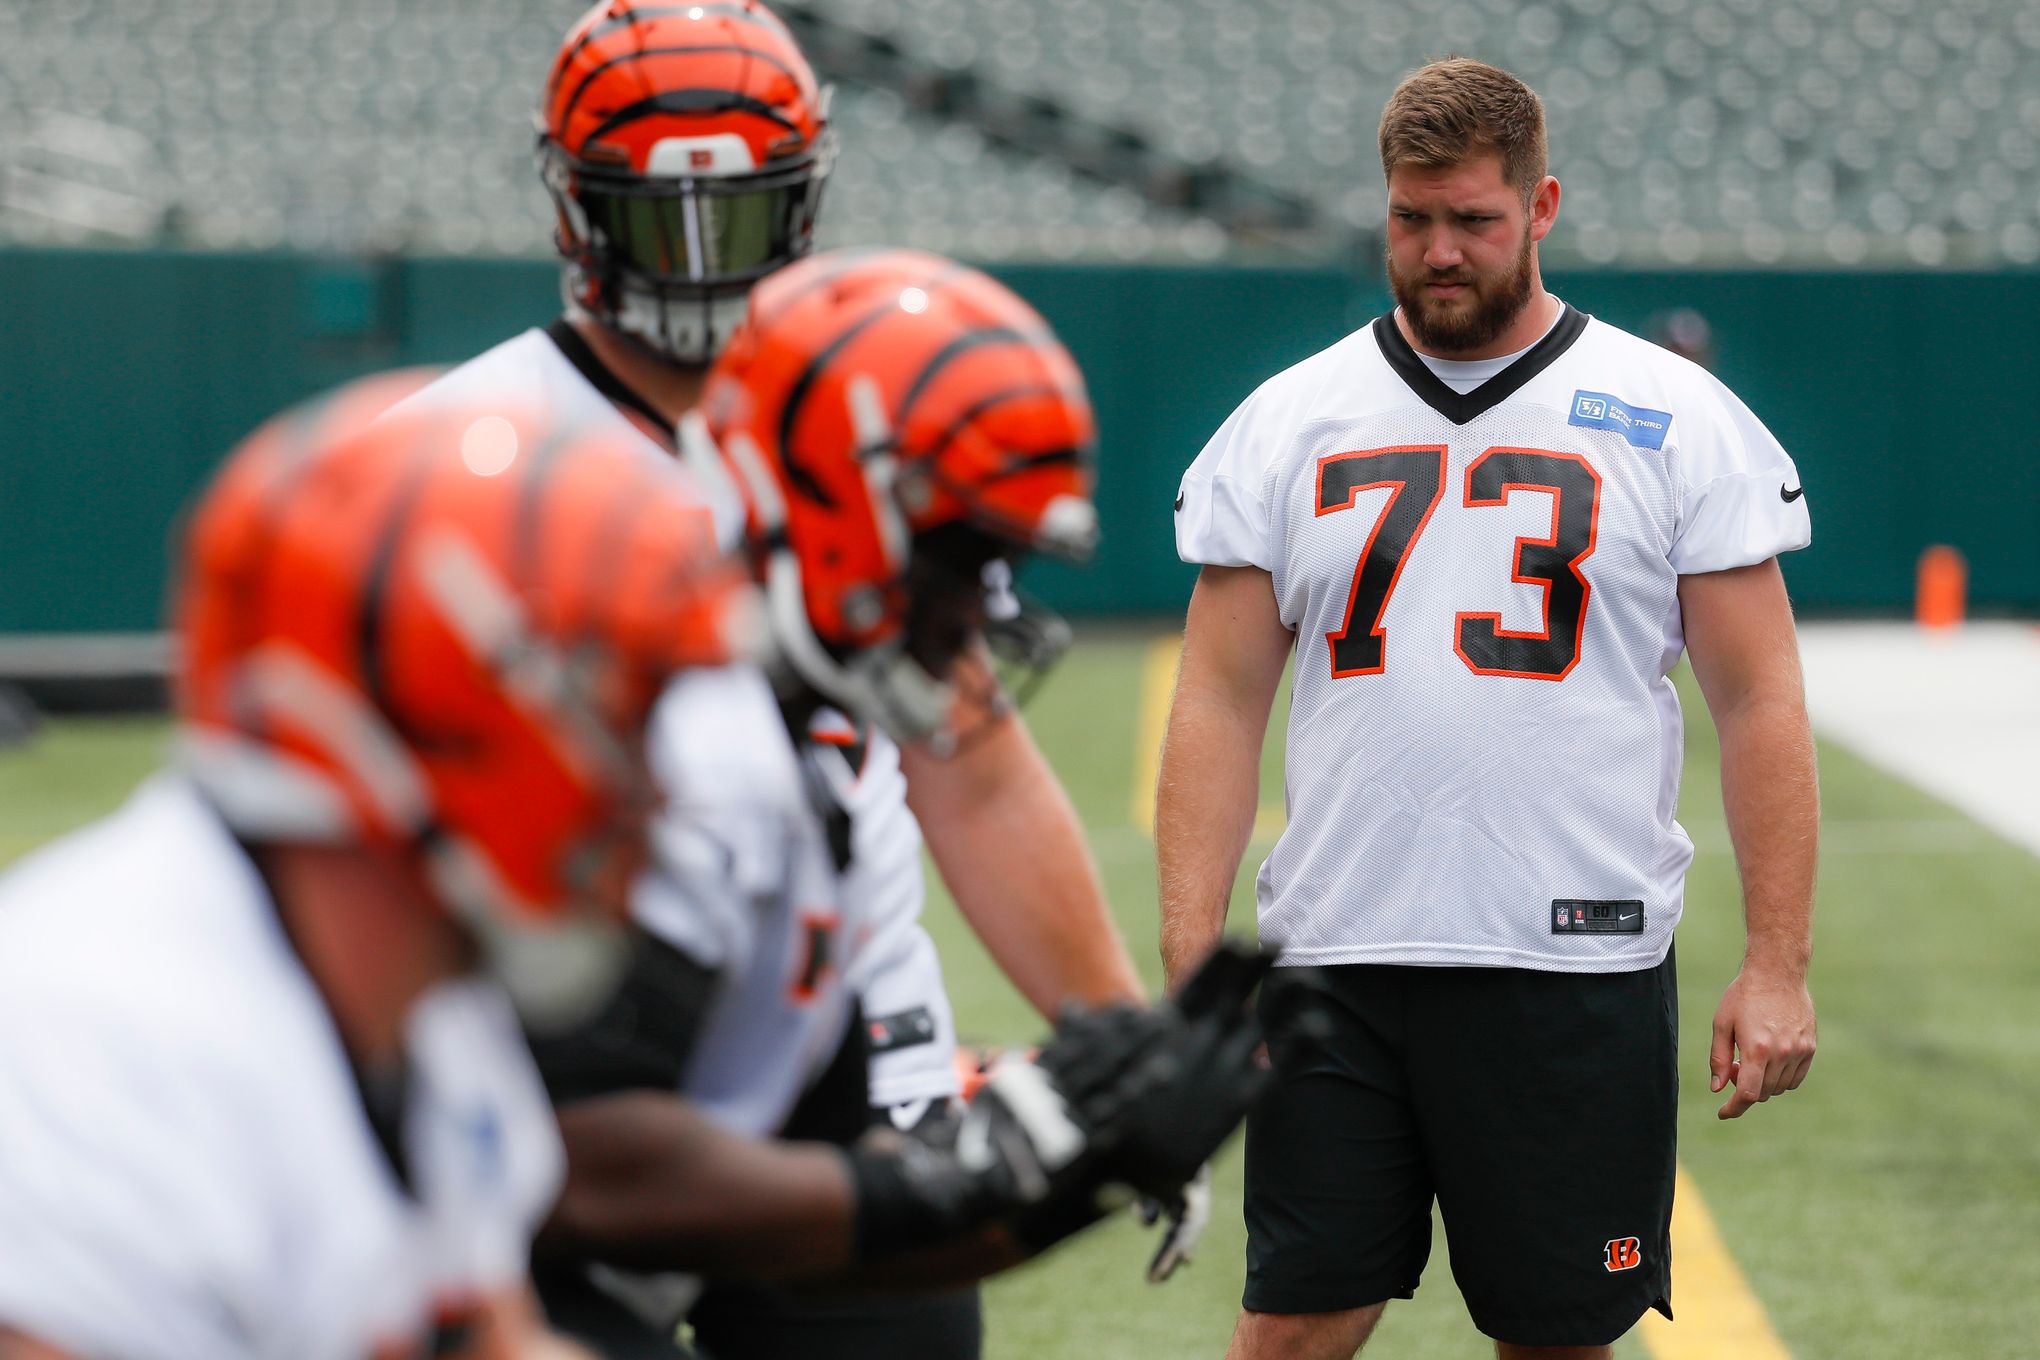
[2,627,2036,1358]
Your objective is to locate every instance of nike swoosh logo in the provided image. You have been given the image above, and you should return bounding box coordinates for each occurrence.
[1780,484,1805,503]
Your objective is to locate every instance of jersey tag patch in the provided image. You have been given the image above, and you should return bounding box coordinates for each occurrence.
[1568,391,1672,450]
[1551,899,1645,934]
[867,1005,938,1054]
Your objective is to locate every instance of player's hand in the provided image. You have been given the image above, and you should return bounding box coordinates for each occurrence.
[1710,963,1816,1119]
[1137,1162,1211,1283]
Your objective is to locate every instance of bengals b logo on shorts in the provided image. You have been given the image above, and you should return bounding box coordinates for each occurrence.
[1604,1236,1643,1272]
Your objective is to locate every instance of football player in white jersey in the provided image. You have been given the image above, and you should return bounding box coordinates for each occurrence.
[0,374,757,1360]
[525,0,1143,1032]
[404,5,1174,1351]
[522,249,1246,1358]
[1159,59,1820,1360]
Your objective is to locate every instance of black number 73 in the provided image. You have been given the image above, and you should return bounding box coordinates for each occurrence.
[1315,444,1601,681]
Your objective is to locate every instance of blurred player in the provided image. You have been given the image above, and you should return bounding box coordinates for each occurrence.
[1161,58,1818,1360]
[0,375,755,1360]
[409,2,1167,1348]
[518,249,1230,1357]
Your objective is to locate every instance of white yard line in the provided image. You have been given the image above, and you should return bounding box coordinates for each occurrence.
[1796,622,2040,859]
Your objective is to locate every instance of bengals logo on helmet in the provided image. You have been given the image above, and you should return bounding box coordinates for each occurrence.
[538,0,835,362]
[1604,1236,1643,1272]
[689,248,1099,744]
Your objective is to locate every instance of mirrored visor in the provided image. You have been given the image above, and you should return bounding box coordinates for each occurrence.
[580,179,808,288]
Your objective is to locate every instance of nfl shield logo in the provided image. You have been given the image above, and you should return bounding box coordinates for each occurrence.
[1555,906,1569,929]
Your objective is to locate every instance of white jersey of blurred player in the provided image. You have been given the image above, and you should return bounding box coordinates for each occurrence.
[0,777,561,1360]
[1176,302,1810,972]
[395,329,960,1124]
[641,667,961,1137]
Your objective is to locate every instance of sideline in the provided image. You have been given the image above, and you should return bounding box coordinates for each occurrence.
[1797,622,2040,858]
[1127,632,1791,1360]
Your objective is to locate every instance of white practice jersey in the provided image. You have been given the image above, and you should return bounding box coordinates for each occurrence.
[1176,303,1810,972]
[638,667,863,1137]
[639,676,959,1135]
[0,778,563,1360]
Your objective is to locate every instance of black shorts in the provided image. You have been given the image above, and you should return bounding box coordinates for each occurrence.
[1244,950,1678,1347]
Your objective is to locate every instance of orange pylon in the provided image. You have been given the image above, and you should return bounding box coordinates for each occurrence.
[1915,545,1967,629]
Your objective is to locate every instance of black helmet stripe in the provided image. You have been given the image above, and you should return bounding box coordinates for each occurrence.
[548,3,776,99]
[892,326,1035,432]
[773,266,962,504]
[554,43,803,140]
[912,382,1073,461]
[583,89,798,150]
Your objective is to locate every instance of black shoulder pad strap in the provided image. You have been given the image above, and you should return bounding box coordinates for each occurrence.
[525,928,721,1107]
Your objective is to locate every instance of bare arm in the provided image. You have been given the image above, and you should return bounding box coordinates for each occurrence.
[539,1092,859,1279]
[903,650,1144,1014]
[0,1332,79,1360]
[539,1091,1032,1292]
[1680,558,1820,1119]
[1156,565,1293,991]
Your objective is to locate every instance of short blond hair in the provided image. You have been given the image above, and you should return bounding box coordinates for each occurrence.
[1378,58,1547,199]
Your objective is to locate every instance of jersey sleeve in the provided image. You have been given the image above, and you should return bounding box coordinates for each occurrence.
[1667,374,1812,574]
[1175,382,1285,570]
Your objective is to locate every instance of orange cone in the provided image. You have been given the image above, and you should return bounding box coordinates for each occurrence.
[1915,545,1967,629]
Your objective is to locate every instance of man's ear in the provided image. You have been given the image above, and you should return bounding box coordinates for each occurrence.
[1529,174,1562,242]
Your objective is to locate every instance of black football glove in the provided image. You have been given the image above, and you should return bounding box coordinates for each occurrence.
[847,940,1305,1263]
[846,1044,1099,1258]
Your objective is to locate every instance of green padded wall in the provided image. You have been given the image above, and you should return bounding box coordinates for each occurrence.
[1,249,2034,640]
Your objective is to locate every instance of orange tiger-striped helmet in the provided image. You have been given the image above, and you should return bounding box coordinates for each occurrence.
[539,0,835,365]
[689,249,1098,745]
[175,373,756,1022]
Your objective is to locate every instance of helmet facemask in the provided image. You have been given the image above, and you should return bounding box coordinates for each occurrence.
[542,123,835,366]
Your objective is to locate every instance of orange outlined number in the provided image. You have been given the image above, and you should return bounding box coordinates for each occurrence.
[1317,444,1600,681]
[1315,445,1448,677]
[1453,447,1601,681]
[1604,1236,1643,1272]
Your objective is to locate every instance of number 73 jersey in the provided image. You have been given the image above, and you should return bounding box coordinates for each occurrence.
[1175,305,1810,972]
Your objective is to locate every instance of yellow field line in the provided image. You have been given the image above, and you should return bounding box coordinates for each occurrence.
[1639,1167,1793,1359]
[1132,635,1284,842]
[1128,635,1180,835]
[1129,631,1790,1358]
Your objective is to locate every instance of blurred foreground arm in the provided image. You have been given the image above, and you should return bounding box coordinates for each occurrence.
[539,943,1290,1293]
[1681,559,1819,1120]
[1156,566,1293,990]
[903,648,1144,1012]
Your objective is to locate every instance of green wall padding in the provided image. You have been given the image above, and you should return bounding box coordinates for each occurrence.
[2,248,2034,637]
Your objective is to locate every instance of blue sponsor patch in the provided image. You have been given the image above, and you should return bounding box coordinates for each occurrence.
[1568,391,1672,450]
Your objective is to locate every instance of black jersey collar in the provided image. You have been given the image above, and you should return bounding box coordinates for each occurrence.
[543,317,671,437]
[1372,302,1588,425]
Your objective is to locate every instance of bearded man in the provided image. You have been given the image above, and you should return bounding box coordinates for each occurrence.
[1158,57,1820,1360]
